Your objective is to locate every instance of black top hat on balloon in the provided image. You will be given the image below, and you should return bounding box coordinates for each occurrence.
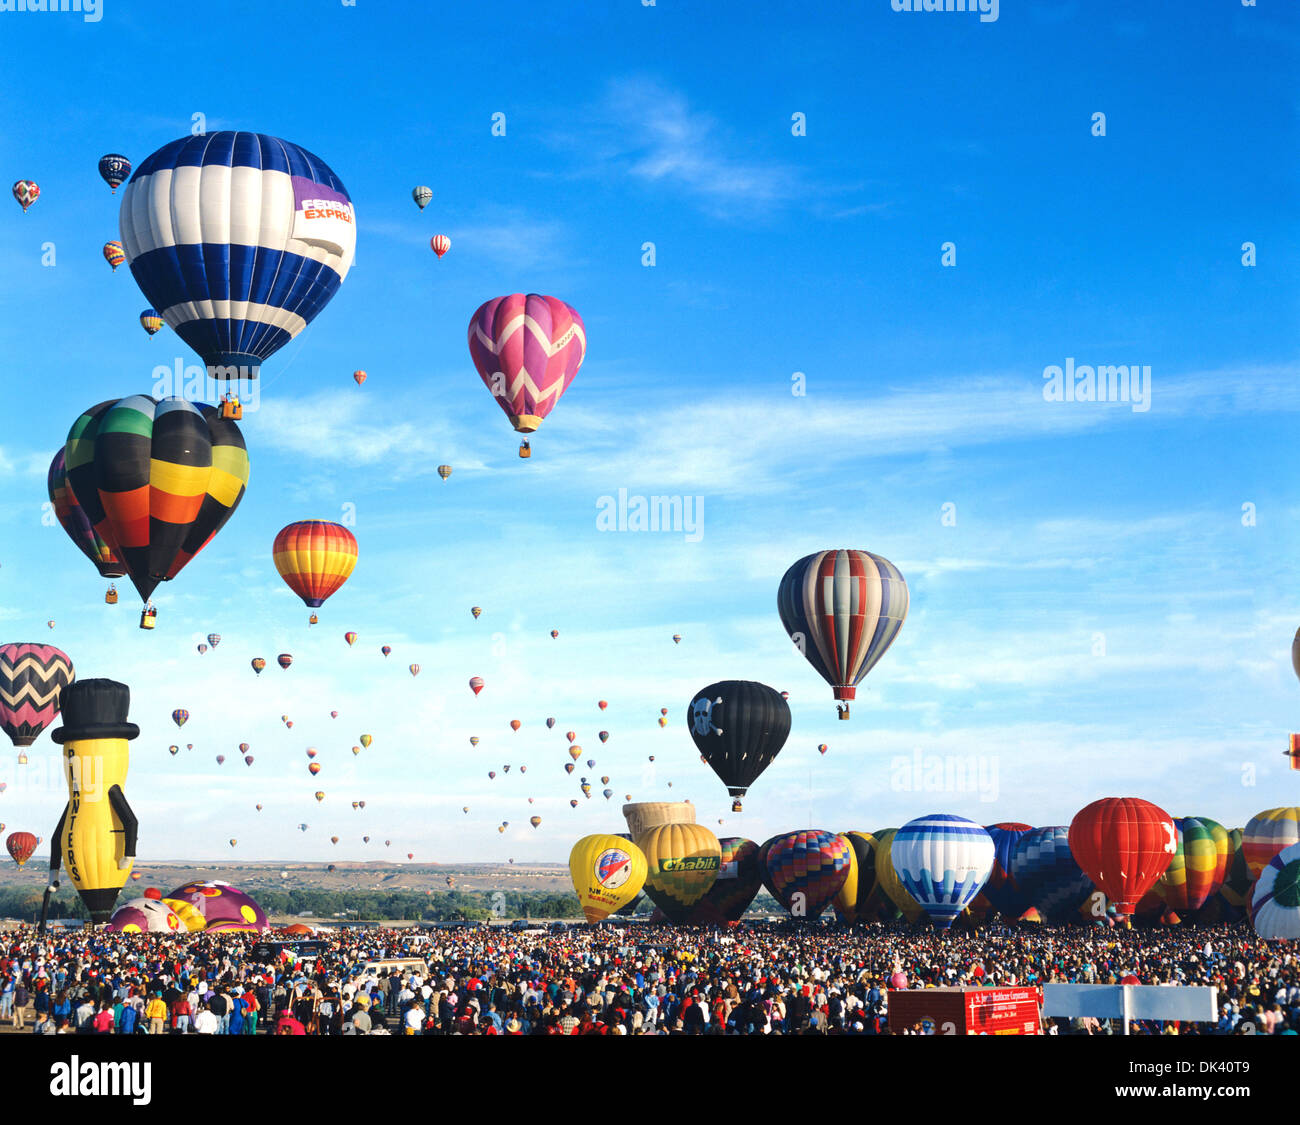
[51,679,139,744]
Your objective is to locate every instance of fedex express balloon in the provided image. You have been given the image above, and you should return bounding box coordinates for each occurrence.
[119,132,356,378]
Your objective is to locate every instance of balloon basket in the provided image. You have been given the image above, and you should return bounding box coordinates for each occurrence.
[518,441,532,459]
[837,704,850,720]
[105,589,118,605]
[139,609,156,630]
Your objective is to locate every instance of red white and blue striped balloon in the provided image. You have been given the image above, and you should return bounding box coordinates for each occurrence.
[891,814,994,929]
[777,549,908,709]
[119,132,356,378]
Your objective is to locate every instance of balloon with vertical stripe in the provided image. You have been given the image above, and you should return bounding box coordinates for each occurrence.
[1068,797,1176,915]
[777,549,908,714]
[0,643,74,748]
[272,521,358,608]
[1251,842,1300,940]
[1010,826,1095,921]
[47,449,124,579]
[1153,816,1229,913]
[119,132,356,378]
[63,396,247,603]
[1243,807,1300,879]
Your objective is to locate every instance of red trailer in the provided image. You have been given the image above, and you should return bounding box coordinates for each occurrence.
[887,986,1043,1035]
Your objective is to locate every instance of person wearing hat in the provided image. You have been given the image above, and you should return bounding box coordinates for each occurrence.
[43,680,141,929]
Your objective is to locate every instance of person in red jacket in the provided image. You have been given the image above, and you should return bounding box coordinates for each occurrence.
[275,1013,306,1035]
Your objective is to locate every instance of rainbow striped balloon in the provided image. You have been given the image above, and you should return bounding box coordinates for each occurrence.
[1154,816,1230,913]
[1243,807,1300,879]
[273,521,358,608]
[64,396,249,603]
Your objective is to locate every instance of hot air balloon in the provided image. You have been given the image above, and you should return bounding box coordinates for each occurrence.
[63,396,249,607]
[344,632,357,646]
[469,737,479,747]
[306,748,318,758]
[568,746,581,761]
[570,800,579,808]
[545,717,556,729]
[890,815,994,929]
[171,709,188,729]
[120,133,356,380]
[412,186,433,210]
[244,755,253,766]
[602,790,613,801]
[1010,826,1095,921]
[197,644,208,655]
[273,522,358,609]
[871,828,926,924]
[308,762,321,776]
[12,180,39,212]
[777,549,908,719]
[277,655,293,670]
[139,308,164,337]
[1153,816,1230,914]
[598,731,609,744]
[687,680,790,812]
[0,644,74,748]
[215,755,225,765]
[586,759,596,769]
[598,700,607,711]
[1069,798,1176,915]
[471,607,482,619]
[351,746,360,756]
[314,791,325,803]
[359,734,372,749]
[978,823,1034,919]
[832,832,884,924]
[437,465,452,481]
[635,823,720,923]
[763,830,851,920]
[98,153,132,193]
[409,664,420,677]
[565,731,576,743]
[1251,842,1300,940]
[103,241,126,270]
[1243,807,1300,878]
[658,717,667,728]
[468,294,586,437]
[687,837,762,924]
[469,677,484,696]
[47,449,126,581]
[206,634,220,648]
[353,370,367,386]
[530,816,542,829]
[430,234,450,258]
[168,745,178,756]
[6,831,37,867]
[570,835,648,923]
[565,763,575,775]
[510,720,521,732]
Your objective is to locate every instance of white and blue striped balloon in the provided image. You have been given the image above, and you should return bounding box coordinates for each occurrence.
[891,814,994,929]
[119,132,356,379]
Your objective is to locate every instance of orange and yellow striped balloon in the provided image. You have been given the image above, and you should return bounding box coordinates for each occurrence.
[273,521,358,608]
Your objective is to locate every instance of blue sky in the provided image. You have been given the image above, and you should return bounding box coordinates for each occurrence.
[0,1,1297,865]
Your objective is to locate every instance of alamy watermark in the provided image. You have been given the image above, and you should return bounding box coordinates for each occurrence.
[152,359,261,413]
[0,0,101,22]
[1042,357,1150,413]
[596,488,704,542]
[890,747,999,802]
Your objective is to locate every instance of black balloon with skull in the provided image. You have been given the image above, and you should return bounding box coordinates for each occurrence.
[686,680,791,811]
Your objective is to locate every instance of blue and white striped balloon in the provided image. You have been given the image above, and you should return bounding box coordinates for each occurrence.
[119,132,356,379]
[891,814,994,929]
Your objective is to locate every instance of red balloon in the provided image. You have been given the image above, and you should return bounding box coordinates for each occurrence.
[1068,797,1176,915]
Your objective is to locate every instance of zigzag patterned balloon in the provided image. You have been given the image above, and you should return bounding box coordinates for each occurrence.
[0,643,75,748]
[468,294,585,434]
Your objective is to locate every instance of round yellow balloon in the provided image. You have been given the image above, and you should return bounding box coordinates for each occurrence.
[636,822,721,923]
[569,834,648,924]
[872,827,926,924]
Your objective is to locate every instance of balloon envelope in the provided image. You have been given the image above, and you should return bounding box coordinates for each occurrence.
[1251,841,1300,940]
[0,644,74,748]
[119,132,355,378]
[1068,798,1175,915]
[273,521,358,608]
[890,815,994,929]
[686,680,790,802]
[763,830,851,920]
[776,549,908,713]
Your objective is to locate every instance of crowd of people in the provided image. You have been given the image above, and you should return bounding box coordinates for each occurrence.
[0,920,1295,1036]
